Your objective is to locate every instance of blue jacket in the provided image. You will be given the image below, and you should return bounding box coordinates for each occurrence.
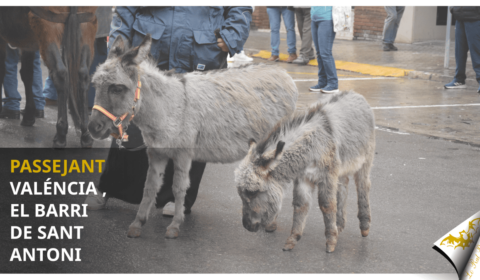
[109,6,253,72]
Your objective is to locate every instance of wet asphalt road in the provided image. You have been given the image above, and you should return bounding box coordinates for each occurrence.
[0,56,479,274]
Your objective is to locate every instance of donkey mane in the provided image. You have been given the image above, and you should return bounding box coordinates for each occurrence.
[255,101,329,156]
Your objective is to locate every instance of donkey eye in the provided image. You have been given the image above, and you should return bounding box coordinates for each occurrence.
[245,190,259,199]
[108,84,126,94]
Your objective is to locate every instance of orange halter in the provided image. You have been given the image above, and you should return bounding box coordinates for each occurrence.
[92,74,142,148]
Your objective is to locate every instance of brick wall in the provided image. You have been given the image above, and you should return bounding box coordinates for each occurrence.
[251,6,269,30]
[353,7,387,41]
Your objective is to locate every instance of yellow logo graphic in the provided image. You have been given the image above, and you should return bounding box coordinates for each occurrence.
[441,218,480,250]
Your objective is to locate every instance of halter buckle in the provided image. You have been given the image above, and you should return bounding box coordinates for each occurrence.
[113,117,122,127]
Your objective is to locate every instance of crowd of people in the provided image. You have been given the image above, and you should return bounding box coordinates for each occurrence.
[1,6,479,214]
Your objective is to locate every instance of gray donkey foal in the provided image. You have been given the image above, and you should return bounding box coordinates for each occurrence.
[235,91,375,252]
[88,35,298,239]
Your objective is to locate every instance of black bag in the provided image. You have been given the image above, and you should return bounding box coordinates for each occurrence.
[97,123,206,210]
[451,6,480,22]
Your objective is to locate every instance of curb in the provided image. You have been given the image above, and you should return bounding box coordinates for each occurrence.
[407,70,478,88]
[252,50,413,78]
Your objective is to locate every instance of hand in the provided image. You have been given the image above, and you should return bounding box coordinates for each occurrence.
[217,38,229,52]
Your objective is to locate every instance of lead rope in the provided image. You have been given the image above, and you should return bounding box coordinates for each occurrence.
[92,73,142,149]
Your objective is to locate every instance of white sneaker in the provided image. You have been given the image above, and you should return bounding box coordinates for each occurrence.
[234,51,253,62]
[227,54,235,62]
[84,189,108,210]
[162,202,176,217]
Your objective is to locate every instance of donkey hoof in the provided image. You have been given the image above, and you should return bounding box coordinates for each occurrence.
[361,229,369,237]
[81,133,94,148]
[326,243,336,253]
[20,117,35,126]
[165,227,179,239]
[265,222,277,233]
[127,226,142,238]
[53,135,66,149]
[52,140,66,149]
[282,243,295,251]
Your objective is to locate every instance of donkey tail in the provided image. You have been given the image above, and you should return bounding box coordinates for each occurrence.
[61,7,82,129]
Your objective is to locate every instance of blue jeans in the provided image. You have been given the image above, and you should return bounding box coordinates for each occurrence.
[382,6,405,45]
[312,19,338,88]
[43,37,108,108]
[454,20,480,83]
[2,48,45,111]
[267,7,296,56]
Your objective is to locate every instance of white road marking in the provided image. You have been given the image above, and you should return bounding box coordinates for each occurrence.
[294,77,397,82]
[375,126,410,135]
[372,104,480,109]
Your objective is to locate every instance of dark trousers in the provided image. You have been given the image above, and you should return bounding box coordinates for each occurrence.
[454,20,480,83]
[295,8,314,59]
[98,122,207,211]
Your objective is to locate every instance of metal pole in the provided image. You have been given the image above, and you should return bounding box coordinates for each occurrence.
[444,6,452,69]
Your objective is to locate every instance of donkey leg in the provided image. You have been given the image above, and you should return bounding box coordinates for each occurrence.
[336,176,349,233]
[19,51,36,126]
[354,160,373,237]
[283,178,314,251]
[0,44,5,114]
[127,151,169,238]
[165,155,192,239]
[44,43,69,148]
[318,169,339,253]
[78,44,94,148]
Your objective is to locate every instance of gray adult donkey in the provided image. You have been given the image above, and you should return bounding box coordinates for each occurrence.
[88,34,298,239]
[235,91,375,253]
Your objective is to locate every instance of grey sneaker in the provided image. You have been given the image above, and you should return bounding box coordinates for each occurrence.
[84,189,108,210]
[162,202,176,217]
[292,55,309,65]
[444,81,467,89]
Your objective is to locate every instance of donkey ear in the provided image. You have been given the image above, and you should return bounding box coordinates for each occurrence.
[248,138,257,148]
[264,141,285,171]
[274,141,285,159]
[245,138,257,160]
[121,34,152,66]
[108,35,126,59]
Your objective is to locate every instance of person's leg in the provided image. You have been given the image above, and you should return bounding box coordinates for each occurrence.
[32,50,45,111]
[383,7,398,45]
[282,8,297,55]
[302,8,315,59]
[464,20,480,84]
[43,76,58,101]
[454,20,468,84]
[310,19,327,90]
[87,37,108,108]
[295,8,304,40]
[267,8,281,57]
[2,47,21,112]
[391,6,405,43]
[318,20,338,91]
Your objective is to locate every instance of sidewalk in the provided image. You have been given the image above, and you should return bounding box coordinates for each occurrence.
[244,30,478,88]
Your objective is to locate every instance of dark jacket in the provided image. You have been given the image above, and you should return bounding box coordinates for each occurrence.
[108,6,253,72]
[95,7,113,38]
[450,6,480,22]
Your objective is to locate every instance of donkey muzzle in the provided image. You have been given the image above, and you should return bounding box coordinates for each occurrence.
[88,111,110,140]
[243,215,260,232]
